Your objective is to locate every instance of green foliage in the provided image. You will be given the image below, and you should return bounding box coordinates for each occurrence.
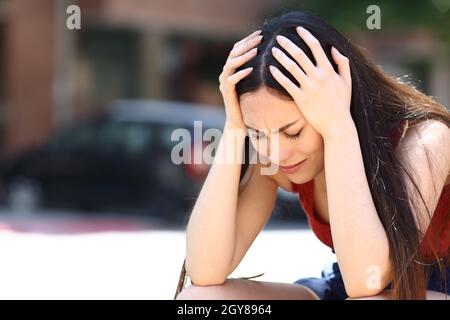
[270,0,450,45]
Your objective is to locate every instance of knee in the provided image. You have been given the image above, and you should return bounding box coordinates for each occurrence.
[175,282,229,300]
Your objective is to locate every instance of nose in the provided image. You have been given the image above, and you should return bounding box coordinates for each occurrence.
[251,134,296,165]
[267,138,294,166]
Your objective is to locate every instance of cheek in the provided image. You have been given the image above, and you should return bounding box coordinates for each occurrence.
[250,138,268,157]
[295,131,323,155]
[250,133,323,159]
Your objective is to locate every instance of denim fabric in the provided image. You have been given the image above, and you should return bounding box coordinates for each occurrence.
[294,256,449,300]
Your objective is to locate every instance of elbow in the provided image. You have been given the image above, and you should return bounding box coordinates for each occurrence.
[345,282,385,299]
[189,276,227,287]
[185,260,228,287]
[344,274,391,299]
[343,262,393,299]
[342,246,393,299]
[187,272,227,287]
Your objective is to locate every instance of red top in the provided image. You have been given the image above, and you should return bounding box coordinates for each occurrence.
[292,121,450,261]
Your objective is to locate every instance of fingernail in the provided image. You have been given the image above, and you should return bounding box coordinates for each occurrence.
[271,47,281,55]
[269,65,277,73]
[296,26,305,33]
[256,35,263,41]
[276,35,286,43]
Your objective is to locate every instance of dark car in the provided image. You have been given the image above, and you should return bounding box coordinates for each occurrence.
[0,100,304,223]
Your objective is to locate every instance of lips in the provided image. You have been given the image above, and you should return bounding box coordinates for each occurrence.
[280,159,305,169]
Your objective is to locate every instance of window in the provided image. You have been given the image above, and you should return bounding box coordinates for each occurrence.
[121,124,153,155]
[49,124,97,151]
[97,122,153,155]
[165,34,230,104]
[77,27,140,105]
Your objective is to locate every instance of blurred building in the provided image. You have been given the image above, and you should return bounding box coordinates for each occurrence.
[0,0,280,154]
[0,0,448,155]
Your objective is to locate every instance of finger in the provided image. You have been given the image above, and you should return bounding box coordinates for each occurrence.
[331,47,351,86]
[229,34,262,59]
[234,29,262,48]
[226,67,254,86]
[220,47,257,83]
[271,46,310,88]
[268,65,302,100]
[275,35,315,76]
[225,47,258,72]
[296,26,333,71]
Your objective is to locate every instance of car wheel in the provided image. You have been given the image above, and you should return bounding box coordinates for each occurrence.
[7,177,43,213]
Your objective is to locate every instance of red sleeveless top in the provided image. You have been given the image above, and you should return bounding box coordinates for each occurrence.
[292,121,450,261]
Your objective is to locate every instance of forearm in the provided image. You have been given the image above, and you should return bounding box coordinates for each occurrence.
[185,122,246,285]
[323,122,391,297]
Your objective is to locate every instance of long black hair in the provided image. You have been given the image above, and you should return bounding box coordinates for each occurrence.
[236,11,450,299]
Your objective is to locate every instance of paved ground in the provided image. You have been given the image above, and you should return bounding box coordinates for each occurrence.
[0,209,336,299]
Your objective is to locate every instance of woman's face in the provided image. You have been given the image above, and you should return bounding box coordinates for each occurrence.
[240,86,324,184]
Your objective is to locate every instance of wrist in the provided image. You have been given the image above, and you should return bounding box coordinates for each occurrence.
[224,121,247,137]
[322,116,357,142]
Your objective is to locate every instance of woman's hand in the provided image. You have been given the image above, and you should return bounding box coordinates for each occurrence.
[219,30,262,132]
[269,26,353,139]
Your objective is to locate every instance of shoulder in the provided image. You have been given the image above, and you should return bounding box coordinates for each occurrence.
[394,119,449,231]
[408,119,449,143]
[395,119,450,178]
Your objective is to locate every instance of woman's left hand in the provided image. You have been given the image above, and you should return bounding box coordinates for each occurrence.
[269,26,353,138]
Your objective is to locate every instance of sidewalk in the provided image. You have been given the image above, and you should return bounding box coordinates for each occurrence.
[0,222,335,299]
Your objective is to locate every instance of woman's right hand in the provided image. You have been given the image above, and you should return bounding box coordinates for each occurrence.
[219,30,263,132]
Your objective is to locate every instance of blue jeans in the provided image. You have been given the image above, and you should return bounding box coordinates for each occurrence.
[294,255,449,300]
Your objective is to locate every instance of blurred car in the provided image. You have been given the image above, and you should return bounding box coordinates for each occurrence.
[0,99,304,223]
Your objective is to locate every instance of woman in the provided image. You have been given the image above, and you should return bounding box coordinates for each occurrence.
[175,11,449,300]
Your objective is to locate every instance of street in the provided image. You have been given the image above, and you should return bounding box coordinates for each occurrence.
[0,208,336,299]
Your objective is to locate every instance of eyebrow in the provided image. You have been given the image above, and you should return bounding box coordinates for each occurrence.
[244,118,301,132]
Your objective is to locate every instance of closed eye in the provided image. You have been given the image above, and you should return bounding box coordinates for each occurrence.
[249,129,302,141]
[284,129,302,141]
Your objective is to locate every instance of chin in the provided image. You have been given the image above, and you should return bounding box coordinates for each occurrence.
[288,165,322,185]
[288,172,314,185]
